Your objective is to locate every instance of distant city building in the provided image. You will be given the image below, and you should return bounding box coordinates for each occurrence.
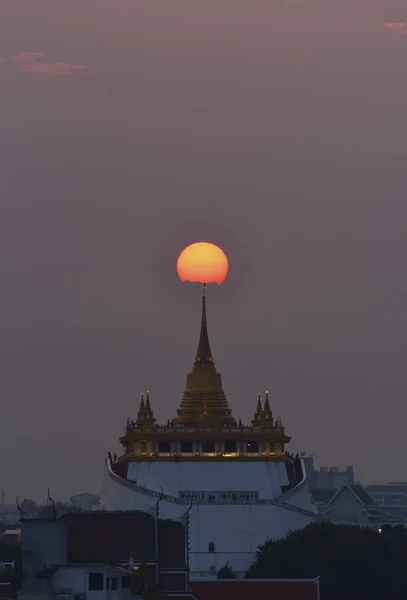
[366,482,407,522]
[1,529,21,543]
[99,291,318,573]
[316,484,385,526]
[0,505,19,526]
[302,455,355,490]
[69,493,100,511]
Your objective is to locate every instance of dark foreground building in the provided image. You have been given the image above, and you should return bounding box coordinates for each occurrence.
[16,508,320,600]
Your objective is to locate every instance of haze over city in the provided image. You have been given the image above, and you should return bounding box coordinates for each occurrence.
[1,0,407,502]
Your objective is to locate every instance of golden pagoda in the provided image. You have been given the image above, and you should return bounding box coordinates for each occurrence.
[119,290,290,463]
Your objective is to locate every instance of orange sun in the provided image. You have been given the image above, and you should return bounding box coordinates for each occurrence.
[177,242,229,285]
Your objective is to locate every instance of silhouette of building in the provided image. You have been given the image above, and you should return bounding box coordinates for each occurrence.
[302,454,355,489]
[315,484,385,526]
[99,290,318,573]
[365,482,407,521]
[17,509,194,600]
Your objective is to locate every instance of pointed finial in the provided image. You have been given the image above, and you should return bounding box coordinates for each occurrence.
[252,392,264,424]
[263,391,273,421]
[195,288,212,363]
[145,390,151,411]
[140,393,145,410]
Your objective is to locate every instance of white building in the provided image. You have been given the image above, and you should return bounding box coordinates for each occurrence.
[18,518,135,600]
[99,292,318,573]
[19,563,134,600]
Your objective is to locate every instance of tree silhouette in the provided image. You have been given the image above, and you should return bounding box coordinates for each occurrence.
[217,563,236,579]
[245,521,407,600]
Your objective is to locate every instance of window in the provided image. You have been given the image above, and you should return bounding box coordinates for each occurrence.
[88,573,104,591]
[208,541,215,553]
[111,577,118,591]
[180,441,193,453]
[140,441,147,454]
[202,441,215,454]
[122,576,131,589]
[224,441,237,455]
[158,441,171,454]
[246,441,259,453]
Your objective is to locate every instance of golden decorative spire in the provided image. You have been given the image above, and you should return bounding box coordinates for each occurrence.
[252,393,264,424]
[175,286,236,427]
[263,390,273,423]
[145,390,152,412]
[137,391,156,427]
[195,283,212,364]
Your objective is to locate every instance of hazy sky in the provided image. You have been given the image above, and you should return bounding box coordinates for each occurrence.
[1,0,407,503]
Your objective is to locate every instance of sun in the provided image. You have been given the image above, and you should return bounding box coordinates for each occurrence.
[177,242,229,285]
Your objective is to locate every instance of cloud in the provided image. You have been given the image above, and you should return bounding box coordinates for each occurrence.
[5,52,86,77]
[382,22,407,36]
[9,52,46,63]
[20,62,87,77]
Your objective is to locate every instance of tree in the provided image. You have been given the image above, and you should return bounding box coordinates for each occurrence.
[245,521,407,600]
[20,499,37,516]
[217,563,236,579]
[0,540,22,585]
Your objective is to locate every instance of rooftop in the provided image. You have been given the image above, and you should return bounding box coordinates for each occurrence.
[190,578,320,600]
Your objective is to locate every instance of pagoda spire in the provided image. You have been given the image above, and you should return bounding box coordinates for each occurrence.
[137,391,156,427]
[263,390,273,422]
[145,390,151,411]
[174,286,236,427]
[252,393,264,424]
[195,283,212,364]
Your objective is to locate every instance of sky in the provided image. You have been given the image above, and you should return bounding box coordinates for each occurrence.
[1,0,407,503]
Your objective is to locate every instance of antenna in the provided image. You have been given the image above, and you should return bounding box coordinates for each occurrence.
[203,282,207,298]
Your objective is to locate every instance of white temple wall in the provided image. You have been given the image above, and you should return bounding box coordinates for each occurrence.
[127,461,289,499]
[187,503,314,572]
[283,481,318,513]
[99,466,155,512]
[100,461,317,573]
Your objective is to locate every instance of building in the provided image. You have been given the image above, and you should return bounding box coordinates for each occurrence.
[1,530,21,543]
[69,494,100,512]
[190,578,320,600]
[19,564,134,600]
[318,484,385,526]
[365,482,407,522]
[99,291,318,573]
[15,510,322,600]
[17,509,195,600]
[0,506,19,527]
[302,455,355,490]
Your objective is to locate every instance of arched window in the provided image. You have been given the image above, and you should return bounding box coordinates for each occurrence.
[208,541,215,553]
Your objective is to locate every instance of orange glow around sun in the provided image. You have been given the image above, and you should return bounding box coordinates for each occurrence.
[177,242,229,285]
